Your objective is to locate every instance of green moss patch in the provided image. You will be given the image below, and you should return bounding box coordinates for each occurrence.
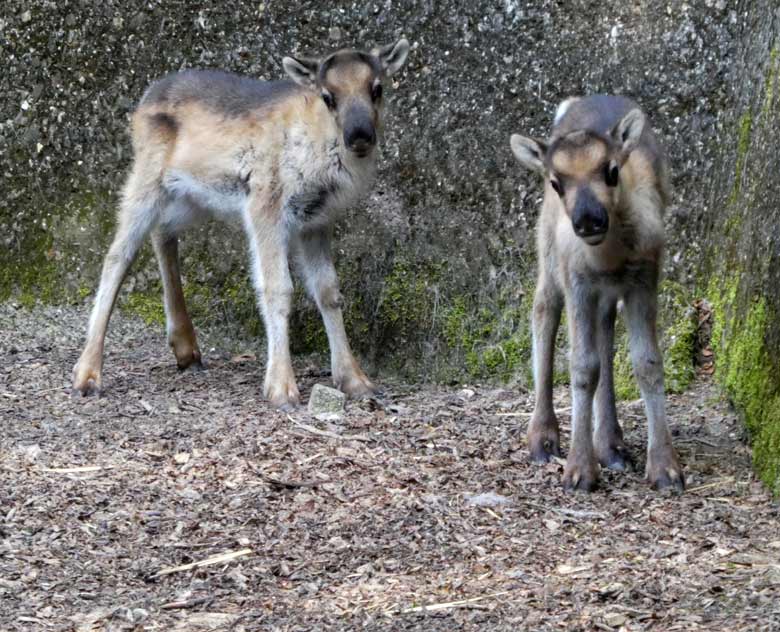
[123,292,166,327]
[612,281,697,400]
[708,274,780,495]
[441,291,535,384]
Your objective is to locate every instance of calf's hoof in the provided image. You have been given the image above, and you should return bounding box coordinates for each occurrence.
[265,379,300,412]
[647,449,685,493]
[335,370,378,399]
[175,350,204,372]
[71,361,102,397]
[562,451,600,492]
[527,414,561,464]
[528,435,561,464]
[171,338,203,371]
[596,442,633,472]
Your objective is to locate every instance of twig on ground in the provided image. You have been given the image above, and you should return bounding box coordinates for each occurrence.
[40,465,115,474]
[151,548,253,579]
[495,407,571,418]
[398,590,512,614]
[482,507,502,520]
[517,499,607,520]
[160,596,212,610]
[678,437,721,448]
[261,474,332,489]
[687,477,735,493]
[288,417,371,442]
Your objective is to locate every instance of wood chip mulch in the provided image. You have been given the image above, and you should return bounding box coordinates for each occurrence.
[1,304,778,631]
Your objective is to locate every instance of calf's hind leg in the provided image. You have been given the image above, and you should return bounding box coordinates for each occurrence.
[72,177,164,395]
[151,228,202,370]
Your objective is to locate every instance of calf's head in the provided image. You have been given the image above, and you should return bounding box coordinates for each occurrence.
[283,39,410,158]
[510,109,646,246]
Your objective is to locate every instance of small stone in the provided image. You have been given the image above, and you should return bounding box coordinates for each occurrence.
[599,582,625,597]
[604,613,627,628]
[465,492,511,507]
[328,26,342,41]
[307,384,346,415]
[314,412,342,422]
[458,387,476,400]
[21,10,32,23]
[19,444,41,463]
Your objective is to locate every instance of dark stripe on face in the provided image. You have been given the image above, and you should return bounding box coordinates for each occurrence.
[149,112,178,134]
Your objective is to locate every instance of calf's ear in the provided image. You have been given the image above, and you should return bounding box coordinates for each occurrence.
[612,108,645,161]
[374,38,410,76]
[282,55,319,87]
[510,134,548,174]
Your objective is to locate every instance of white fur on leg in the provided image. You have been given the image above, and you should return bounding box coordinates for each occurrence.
[244,211,299,406]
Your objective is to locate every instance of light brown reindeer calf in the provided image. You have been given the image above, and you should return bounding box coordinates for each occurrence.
[510,95,684,492]
[72,39,410,409]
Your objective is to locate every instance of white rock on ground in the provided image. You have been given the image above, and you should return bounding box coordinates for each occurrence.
[307,384,346,415]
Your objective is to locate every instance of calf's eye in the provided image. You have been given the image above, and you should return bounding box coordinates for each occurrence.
[605,162,619,187]
[322,91,336,110]
[371,83,383,101]
[550,179,564,197]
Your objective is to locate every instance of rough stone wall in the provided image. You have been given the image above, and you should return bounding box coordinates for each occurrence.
[1,0,736,382]
[701,0,780,495]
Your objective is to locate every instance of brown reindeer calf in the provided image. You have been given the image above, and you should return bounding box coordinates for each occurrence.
[72,39,410,409]
[510,95,684,492]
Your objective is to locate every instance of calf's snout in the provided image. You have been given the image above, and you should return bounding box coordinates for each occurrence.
[572,188,609,245]
[343,105,377,157]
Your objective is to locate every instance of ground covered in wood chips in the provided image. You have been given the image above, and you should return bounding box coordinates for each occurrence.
[1,304,779,632]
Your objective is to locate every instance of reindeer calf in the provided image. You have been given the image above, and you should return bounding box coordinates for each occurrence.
[510,95,684,492]
[72,39,410,409]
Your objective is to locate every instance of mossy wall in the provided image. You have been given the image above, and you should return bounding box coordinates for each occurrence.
[697,1,780,495]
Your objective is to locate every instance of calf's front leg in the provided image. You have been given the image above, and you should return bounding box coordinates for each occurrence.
[563,280,601,492]
[245,201,299,411]
[528,278,564,462]
[296,229,376,397]
[624,287,684,492]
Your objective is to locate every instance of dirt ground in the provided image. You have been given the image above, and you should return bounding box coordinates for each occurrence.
[1,303,779,632]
